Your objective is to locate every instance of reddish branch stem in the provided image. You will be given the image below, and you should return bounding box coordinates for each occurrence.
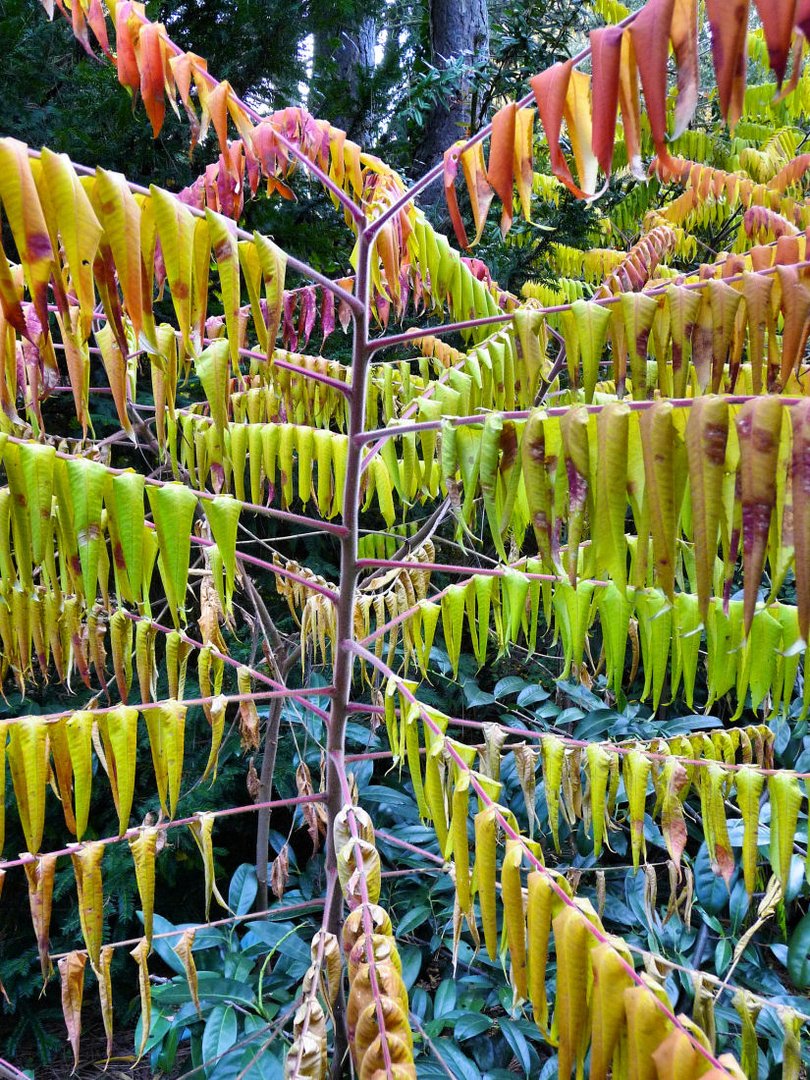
[0,793,324,872]
[349,641,733,1078]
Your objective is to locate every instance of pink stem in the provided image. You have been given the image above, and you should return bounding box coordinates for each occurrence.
[49,896,327,960]
[364,9,640,238]
[0,686,330,728]
[190,533,339,604]
[3,431,347,538]
[353,393,802,447]
[0,793,324,872]
[28,149,361,311]
[121,611,331,721]
[345,703,797,779]
[368,314,512,356]
[349,641,733,1078]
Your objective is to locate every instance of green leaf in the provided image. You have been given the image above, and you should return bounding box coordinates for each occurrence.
[228,865,258,918]
[202,1005,238,1067]
[147,482,198,627]
[788,911,810,989]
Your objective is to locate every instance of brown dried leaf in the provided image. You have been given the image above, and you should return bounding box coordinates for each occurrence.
[271,844,290,899]
[58,951,86,1073]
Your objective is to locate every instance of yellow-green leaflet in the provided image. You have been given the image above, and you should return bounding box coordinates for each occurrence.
[254,232,287,355]
[203,495,241,612]
[205,209,241,366]
[623,749,651,871]
[594,402,629,591]
[146,482,198,627]
[768,773,803,889]
[150,185,195,351]
[500,840,528,1002]
[685,396,729,621]
[7,716,48,854]
[107,471,146,606]
[621,292,659,401]
[188,812,229,920]
[586,744,613,858]
[553,904,593,1080]
[561,299,612,402]
[130,937,151,1062]
[66,711,94,841]
[541,734,566,852]
[129,827,158,947]
[589,941,634,1080]
[734,766,765,895]
[195,340,231,443]
[144,701,186,819]
[97,705,139,836]
[17,442,55,567]
[473,806,498,961]
[64,457,108,602]
[700,763,735,886]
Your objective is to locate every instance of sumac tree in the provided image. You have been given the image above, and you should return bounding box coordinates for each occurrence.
[0,0,809,1077]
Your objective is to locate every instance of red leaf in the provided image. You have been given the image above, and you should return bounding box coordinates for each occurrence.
[753,0,798,86]
[671,0,699,136]
[706,0,751,129]
[590,26,623,178]
[629,0,676,160]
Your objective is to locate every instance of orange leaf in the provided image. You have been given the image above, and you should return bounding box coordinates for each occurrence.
[531,61,589,199]
[706,0,750,129]
[590,26,623,178]
[203,81,234,162]
[58,951,86,1073]
[443,143,469,250]
[86,0,112,58]
[629,0,676,161]
[513,108,535,222]
[136,22,166,138]
[461,143,494,244]
[114,3,141,93]
[753,0,798,86]
[777,265,810,386]
[487,102,516,236]
[671,0,699,136]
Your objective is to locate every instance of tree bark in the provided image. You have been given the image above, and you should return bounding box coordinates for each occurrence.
[414,0,489,186]
[312,10,378,145]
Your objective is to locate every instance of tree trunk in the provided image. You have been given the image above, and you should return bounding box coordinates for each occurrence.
[312,10,377,145]
[414,0,489,187]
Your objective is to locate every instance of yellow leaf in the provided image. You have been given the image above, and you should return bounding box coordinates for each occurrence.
[70,842,105,970]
